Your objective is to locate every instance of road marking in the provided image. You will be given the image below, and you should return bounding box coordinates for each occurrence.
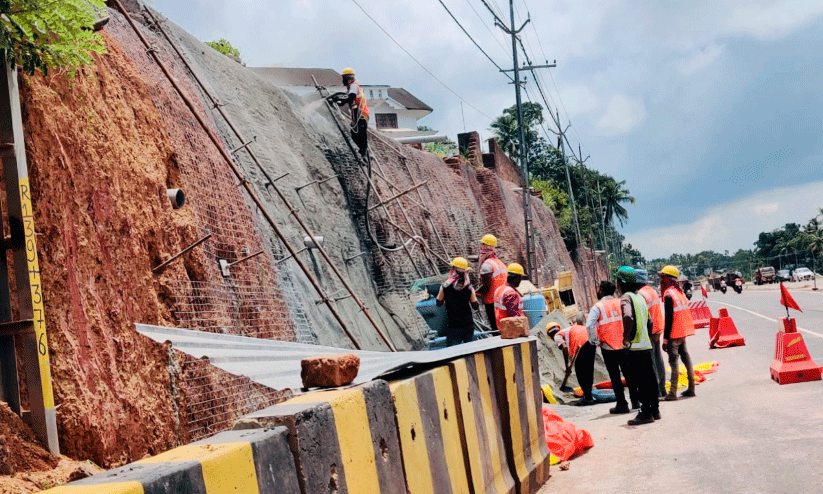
[707,300,823,339]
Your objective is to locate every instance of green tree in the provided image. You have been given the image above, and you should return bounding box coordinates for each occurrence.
[205,38,241,60]
[1,0,106,75]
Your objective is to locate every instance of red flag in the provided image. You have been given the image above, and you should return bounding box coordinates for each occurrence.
[780,282,802,312]
[701,285,708,298]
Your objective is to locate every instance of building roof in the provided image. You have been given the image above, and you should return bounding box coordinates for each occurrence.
[249,67,341,88]
[388,88,433,111]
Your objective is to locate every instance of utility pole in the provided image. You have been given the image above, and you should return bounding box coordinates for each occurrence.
[494,1,553,284]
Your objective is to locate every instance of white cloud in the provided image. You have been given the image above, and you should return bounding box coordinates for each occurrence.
[596,94,647,136]
[628,181,823,258]
[678,44,725,75]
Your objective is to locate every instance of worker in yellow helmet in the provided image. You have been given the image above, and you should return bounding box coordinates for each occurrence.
[493,263,526,329]
[659,265,696,401]
[436,257,479,346]
[328,68,371,157]
[477,234,507,332]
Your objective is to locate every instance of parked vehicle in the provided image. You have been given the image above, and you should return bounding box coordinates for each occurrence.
[777,269,791,282]
[792,267,814,282]
[755,267,776,285]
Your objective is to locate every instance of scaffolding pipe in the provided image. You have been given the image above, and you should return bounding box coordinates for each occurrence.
[119,3,373,350]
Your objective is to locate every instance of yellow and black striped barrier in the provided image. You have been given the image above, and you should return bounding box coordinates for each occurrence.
[490,341,551,494]
[449,352,516,494]
[246,379,407,494]
[41,427,300,494]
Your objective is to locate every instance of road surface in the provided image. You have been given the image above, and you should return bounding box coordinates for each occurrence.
[539,282,823,494]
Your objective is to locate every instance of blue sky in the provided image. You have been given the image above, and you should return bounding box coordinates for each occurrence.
[149,0,823,258]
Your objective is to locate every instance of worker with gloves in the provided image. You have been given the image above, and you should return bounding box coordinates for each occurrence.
[436,257,479,346]
[615,266,660,425]
[548,315,596,406]
[586,280,638,414]
[493,263,526,328]
[477,234,507,332]
[328,68,370,157]
[636,269,667,397]
[659,265,696,400]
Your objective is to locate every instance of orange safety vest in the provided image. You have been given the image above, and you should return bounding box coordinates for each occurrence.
[664,287,695,339]
[350,82,370,122]
[494,284,523,328]
[638,285,664,335]
[558,324,588,359]
[481,257,508,305]
[595,297,623,350]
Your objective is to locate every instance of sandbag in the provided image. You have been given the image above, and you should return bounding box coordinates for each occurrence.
[541,405,594,461]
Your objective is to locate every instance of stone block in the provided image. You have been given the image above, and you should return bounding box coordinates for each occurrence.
[301,353,360,388]
[499,317,529,339]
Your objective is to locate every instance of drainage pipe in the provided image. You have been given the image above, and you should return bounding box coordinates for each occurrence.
[113,1,370,350]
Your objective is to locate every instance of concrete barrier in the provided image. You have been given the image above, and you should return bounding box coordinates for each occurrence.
[244,379,406,494]
[390,365,470,494]
[490,341,551,494]
[41,427,300,494]
[449,352,516,494]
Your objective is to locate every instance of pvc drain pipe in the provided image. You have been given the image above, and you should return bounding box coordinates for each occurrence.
[166,188,185,209]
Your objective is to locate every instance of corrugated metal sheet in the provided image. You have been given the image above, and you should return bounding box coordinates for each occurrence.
[136,323,535,390]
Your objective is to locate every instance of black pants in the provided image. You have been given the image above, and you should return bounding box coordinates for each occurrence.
[446,325,474,347]
[484,303,498,332]
[351,118,368,155]
[601,348,637,407]
[625,349,659,416]
[574,342,596,400]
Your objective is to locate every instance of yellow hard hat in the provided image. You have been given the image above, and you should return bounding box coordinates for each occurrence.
[659,265,680,278]
[480,234,498,247]
[546,321,561,336]
[507,263,525,276]
[451,257,469,270]
[341,67,355,76]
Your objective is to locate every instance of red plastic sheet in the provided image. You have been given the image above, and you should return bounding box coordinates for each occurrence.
[542,405,594,461]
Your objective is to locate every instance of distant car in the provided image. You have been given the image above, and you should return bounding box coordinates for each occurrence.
[777,269,791,282]
[792,267,814,282]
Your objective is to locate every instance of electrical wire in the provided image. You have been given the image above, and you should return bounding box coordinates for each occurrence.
[348,0,494,121]
[436,0,513,80]
[462,0,512,58]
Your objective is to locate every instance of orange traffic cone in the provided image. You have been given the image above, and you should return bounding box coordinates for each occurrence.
[770,318,822,384]
[709,308,745,348]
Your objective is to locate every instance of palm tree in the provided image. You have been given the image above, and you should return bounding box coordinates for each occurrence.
[600,178,636,228]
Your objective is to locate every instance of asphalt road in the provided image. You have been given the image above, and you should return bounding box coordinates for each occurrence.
[540,281,823,494]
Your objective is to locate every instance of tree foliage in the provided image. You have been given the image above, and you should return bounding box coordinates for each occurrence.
[0,0,106,75]
[205,38,241,60]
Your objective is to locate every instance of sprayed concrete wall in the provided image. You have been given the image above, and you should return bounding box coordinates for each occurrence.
[15,1,594,467]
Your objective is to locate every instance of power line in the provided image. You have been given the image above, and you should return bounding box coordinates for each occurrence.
[437,0,513,80]
[348,0,494,121]
[462,0,511,58]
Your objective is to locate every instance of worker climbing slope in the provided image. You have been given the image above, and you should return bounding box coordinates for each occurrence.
[328,67,370,157]
[477,234,508,332]
[436,257,479,346]
[493,263,526,329]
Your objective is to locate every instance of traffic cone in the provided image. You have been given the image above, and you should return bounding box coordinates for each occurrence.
[709,308,745,348]
[770,318,822,384]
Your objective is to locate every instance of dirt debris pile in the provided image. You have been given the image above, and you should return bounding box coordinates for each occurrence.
[5,0,602,473]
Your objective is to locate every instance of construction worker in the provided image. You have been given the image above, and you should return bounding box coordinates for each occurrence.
[659,265,696,400]
[329,68,370,157]
[615,267,660,425]
[636,269,667,397]
[477,234,507,332]
[586,280,637,414]
[548,315,596,406]
[493,263,525,328]
[436,257,479,346]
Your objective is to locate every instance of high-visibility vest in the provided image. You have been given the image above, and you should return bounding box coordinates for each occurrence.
[482,257,508,305]
[595,297,623,350]
[638,285,664,335]
[350,82,370,122]
[627,292,652,351]
[558,324,588,359]
[494,284,522,327]
[664,287,695,339]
